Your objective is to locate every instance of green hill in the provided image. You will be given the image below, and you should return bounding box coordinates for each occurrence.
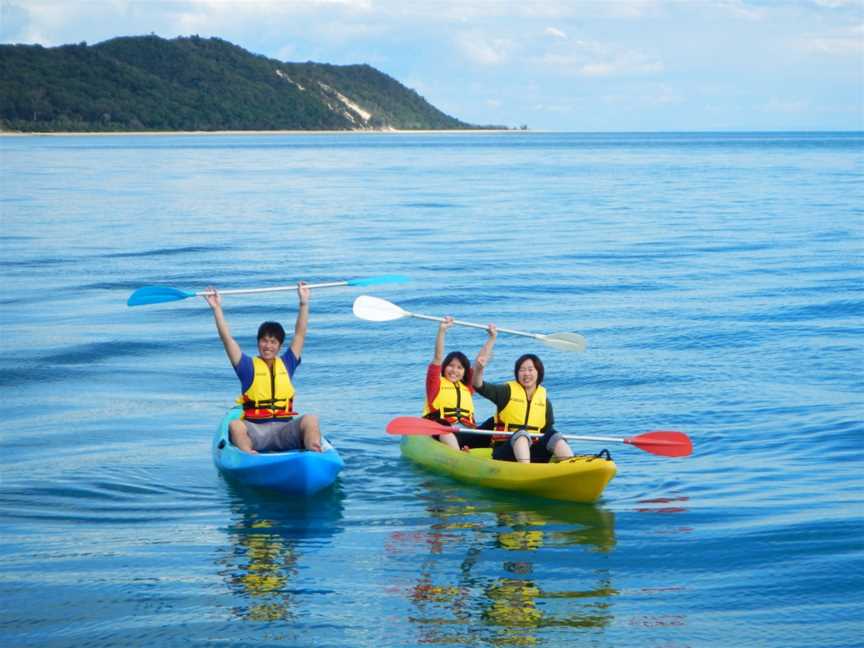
[0,35,496,132]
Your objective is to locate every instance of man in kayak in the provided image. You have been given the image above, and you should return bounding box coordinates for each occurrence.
[473,348,573,464]
[204,283,322,454]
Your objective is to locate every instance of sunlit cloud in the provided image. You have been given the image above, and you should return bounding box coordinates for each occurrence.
[545,27,567,39]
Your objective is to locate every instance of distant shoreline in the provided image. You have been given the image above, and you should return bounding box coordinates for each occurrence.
[0,128,516,137]
[2,129,858,137]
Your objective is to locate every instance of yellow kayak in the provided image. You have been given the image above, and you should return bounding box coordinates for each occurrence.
[400,435,616,503]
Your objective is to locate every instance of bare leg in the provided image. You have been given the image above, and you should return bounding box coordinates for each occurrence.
[513,436,531,463]
[300,414,322,452]
[229,419,258,454]
[437,432,460,451]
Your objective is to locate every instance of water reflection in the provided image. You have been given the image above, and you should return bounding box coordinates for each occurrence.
[399,485,618,645]
[217,483,345,622]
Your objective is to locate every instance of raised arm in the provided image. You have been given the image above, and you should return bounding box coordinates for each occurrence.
[289,281,310,359]
[472,324,497,388]
[204,287,242,367]
[432,316,455,364]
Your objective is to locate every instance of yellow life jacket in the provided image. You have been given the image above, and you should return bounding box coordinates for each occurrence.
[238,356,298,420]
[422,378,476,426]
[494,381,547,433]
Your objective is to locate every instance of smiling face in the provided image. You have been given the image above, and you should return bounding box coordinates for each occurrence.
[257,334,283,363]
[516,358,539,389]
[444,357,466,383]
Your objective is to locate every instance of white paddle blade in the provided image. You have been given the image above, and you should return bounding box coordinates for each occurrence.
[352,295,408,322]
[540,332,587,353]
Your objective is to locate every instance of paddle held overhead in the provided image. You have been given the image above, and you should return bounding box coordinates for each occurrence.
[352,295,587,353]
[127,274,409,307]
[386,416,693,458]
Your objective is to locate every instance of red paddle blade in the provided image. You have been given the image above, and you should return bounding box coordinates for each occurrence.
[386,416,453,436]
[625,431,693,457]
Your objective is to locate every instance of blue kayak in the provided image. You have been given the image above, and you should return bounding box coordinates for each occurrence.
[212,407,344,495]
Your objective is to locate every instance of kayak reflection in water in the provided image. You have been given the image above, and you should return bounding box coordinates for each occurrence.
[473,342,574,464]
[229,519,298,622]
[204,282,322,454]
[422,317,498,451]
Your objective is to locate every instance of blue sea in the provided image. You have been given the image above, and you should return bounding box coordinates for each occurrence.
[1,131,862,647]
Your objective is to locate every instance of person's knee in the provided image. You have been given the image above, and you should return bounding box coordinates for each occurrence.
[552,438,572,458]
[229,420,247,438]
[545,432,564,452]
[510,430,531,448]
[300,414,320,433]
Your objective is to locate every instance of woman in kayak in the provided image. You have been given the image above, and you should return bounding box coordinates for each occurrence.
[205,282,322,455]
[473,348,574,463]
[423,317,497,451]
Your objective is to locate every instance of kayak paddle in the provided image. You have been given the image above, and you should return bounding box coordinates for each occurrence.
[353,295,586,353]
[386,416,693,457]
[127,274,409,307]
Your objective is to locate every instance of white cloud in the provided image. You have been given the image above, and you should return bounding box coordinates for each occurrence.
[184,0,373,10]
[600,0,660,18]
[761,98,811,114]
[803,35,863,53]
[545,27,567,39]
[711,0,766,21]
[645,84,683,106]
[579,62,616,77]
[812,0,857,7]
[454,31,513,65]
[538,39,664,78]
[799,23,864,55]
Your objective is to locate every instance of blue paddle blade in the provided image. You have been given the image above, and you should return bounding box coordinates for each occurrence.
[347,274,410,287]
[127,285,196,307]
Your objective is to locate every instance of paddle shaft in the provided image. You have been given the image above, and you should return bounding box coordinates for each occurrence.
[407,312,541,341]
[444,425,629,445]
[351,295,586,352]
[384,416,692,456]
[199,280,350,297]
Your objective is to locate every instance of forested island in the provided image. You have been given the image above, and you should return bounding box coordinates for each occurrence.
[0,35,502,133]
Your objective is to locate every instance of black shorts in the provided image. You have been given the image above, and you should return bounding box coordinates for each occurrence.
[491,429,564,463]
[424,415,492,449]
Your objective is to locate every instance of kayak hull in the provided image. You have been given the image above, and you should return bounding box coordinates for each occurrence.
[400,435,616,503]
[212,407,344,496]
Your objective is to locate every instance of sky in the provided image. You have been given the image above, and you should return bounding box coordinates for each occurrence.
[1,0,862,131]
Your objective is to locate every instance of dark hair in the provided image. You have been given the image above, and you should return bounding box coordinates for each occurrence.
[257,321,285,344]
[441,351,471,385]
[514,353,544,385]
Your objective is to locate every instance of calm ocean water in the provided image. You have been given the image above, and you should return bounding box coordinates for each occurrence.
[1,131,862,647]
